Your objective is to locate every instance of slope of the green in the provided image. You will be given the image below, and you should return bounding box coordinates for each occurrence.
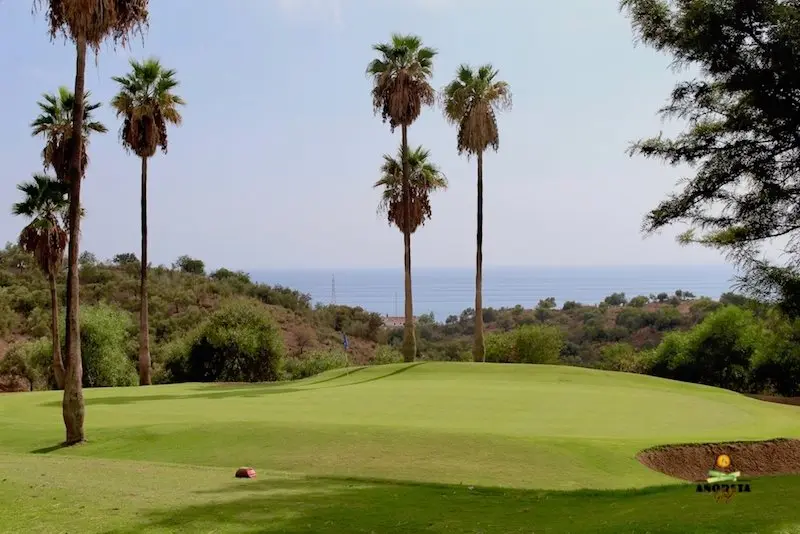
[2,363,799,491]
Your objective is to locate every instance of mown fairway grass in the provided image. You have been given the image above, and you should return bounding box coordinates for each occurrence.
[2,362,800,533]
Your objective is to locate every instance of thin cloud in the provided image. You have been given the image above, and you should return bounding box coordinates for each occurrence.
[272,0,454,25]
[275,0,343,25]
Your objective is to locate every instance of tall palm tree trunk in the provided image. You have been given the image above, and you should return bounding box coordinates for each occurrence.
[400,124,416,363]
[139,156,151,385]
[473,151,486,363]
[48,270,65,389]
[63,35,87,445]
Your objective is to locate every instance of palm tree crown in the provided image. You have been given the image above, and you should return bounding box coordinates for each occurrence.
[35,0,149,49]
[441,64,512,156]
[12,174,69,219]
[31,86,107,179]
[375,146,448,233]
[111,57,185,158]
[367,34,437,131]
[12,174,69,276]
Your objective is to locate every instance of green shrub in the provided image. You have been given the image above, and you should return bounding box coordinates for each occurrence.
[681,306,761,390]
[559,341,581,364]
[79,304,138,388]
[485,331,515,363]
[12,303,137,390]
[603,292,627,306]
[652,307,683,331]
[648,331,687,377]
[751,316,800,396]
[373,345,403,365]
[314,304,384,342]
[689,297,722,322]
[615,308,650,331]
[282,349,348,380]
[485,325,563,364]
[515,325,563,364]
[598,343,642,372]
[0,342,41,390]
[628,295,649,308]
[159,332,196,384]
[25,337,57,389]
[420,339,471,361]
[648,306,762,391]
[0,291,19,336]
[181,299,285,382]
[249,284,311,314]
[25,306,50,339]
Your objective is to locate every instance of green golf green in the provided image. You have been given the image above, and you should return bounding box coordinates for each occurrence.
[2,362,800,533]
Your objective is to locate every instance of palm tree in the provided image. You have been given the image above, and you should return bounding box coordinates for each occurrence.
[442,64,512,362]
[111,57,185,386]
[375,145,448,241]
[12,174,69,389]
[30,86,108,181]
[367,34,437,362]
[35,0,149,445]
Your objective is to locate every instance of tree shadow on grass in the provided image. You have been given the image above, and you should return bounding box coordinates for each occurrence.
[100,474,800,534]
[300,366,368,386]
[36,364,421,408]
[30,443,68,454]
[36,387,307,408]
[317,362,426,390]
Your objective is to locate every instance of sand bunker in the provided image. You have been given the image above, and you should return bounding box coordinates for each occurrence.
[637,438,800,481]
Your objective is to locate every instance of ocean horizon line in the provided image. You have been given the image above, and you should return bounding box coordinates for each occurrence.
[248,264,739,318]
[246,263,734,274]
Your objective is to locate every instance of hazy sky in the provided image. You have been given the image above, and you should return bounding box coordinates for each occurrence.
[0,0,730,270]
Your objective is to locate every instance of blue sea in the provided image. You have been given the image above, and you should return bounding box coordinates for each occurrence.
[250,265,737,321]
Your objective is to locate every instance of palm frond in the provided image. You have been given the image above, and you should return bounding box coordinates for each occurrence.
[11,173,68,218]
[30,86,107,175]
[367,34,437,130]
[111,56,185,157]
[374,144,447,232]
[12,171,69,275]
[440,63,512,156]
[34,0,149,50]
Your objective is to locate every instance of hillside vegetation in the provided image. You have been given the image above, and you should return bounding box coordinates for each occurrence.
[4,243,800,398]
[0,245,383,390]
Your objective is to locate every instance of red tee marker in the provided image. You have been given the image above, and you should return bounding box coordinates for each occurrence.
[235,467,256,479]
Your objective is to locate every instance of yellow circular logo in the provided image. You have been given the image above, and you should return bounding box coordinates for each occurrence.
[716,454,731,469]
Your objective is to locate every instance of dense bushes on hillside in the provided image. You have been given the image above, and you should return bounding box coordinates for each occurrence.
[0,304,137,389]
[0,245,313,347]
[594,306,800,396]
[485,325,563,364]
[3,240,715,377]
[165,299,285,383]
[751,317,800,396]
[282,349,349,380]
[313,304,385,342]
[5,243,800,396]
[78,304,139,388]
[647,306,760,391]
[0,244,385,390]
[406,293,703,367]
[0,342,45,391]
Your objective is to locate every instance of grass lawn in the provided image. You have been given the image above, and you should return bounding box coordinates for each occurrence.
[2,362,800,532]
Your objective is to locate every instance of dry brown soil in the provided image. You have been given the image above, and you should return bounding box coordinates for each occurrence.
[637,438,800,481]
[748,394,800,407]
